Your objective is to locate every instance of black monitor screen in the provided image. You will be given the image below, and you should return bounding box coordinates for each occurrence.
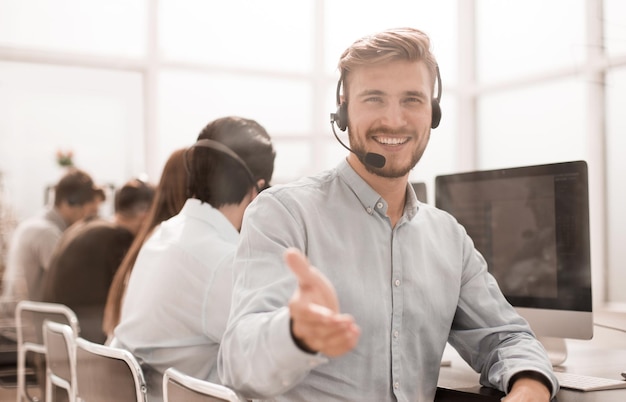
[435,161,591,312]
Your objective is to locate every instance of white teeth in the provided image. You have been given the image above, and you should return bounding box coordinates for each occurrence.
[375,137,408,145]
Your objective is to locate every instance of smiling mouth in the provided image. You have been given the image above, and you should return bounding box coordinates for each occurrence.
[373,136,409,146]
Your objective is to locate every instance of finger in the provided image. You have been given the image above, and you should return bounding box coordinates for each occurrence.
[309,315,359,340]
[290,303,347,327]
[321,327,360,357]
[284,247,316,286]
[285,247,340,313]
[291,310,356,340]
[307,320,361,357]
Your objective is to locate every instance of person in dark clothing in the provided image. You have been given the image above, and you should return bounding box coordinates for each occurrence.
[42,178,155,343]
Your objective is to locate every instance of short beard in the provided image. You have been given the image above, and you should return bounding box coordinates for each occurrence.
[348,128,422,178]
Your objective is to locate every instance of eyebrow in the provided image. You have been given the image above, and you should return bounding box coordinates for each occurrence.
[357,89,385,97]
[356,89,429,99]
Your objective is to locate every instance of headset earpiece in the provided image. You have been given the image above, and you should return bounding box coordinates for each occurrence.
[431,99,441,129]
[331,75,349,132]
[431,65,443,129]
[333,102,348,132]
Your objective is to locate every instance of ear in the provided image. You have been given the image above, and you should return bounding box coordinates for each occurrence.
[248,182,261,202]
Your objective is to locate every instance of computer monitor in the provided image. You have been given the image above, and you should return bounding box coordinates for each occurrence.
[435,160,592,366]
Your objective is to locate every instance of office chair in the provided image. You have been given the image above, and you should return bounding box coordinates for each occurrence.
[163,367,243,402]
[74,337,147,402]
[15,301,80,402]
[42,321,77,402]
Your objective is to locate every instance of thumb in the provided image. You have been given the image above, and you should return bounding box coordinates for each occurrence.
[284,247,315,286]
[284,247,340,313]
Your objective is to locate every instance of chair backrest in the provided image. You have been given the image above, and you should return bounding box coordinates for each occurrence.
[162,367,242,402]
[43,320,76,402]
[15,300,80,402]
[75,336,147,402]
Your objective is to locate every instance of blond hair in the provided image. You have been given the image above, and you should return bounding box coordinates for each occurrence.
[338,27,438,98]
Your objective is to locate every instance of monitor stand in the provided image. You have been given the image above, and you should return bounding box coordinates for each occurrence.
[539,336,568,366]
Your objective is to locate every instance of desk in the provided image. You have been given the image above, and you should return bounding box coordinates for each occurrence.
[436,313,626,401]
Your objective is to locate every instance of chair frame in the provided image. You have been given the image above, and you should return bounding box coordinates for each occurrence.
[15,300,80,402]
[42,320,77,402]
[75,337,147,402]
[163,367,242,402]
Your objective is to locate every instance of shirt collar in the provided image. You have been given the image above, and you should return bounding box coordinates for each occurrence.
[336,159,419,221]
[404,184,419,221]
[179,198,240,243]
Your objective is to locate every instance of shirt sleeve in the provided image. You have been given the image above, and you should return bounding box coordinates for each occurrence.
[217,193,327,399]
[447,232,559,398]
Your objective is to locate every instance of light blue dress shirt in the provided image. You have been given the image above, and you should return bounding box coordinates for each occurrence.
[111,199,238,402]
[218,159,558,401]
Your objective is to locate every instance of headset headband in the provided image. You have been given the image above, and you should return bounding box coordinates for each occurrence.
[185,139,260,193]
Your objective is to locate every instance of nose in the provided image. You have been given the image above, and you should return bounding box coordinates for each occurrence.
[380,101,407,128]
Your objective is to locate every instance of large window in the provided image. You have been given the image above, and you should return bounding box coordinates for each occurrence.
[477,79,587,170]
[0,61,143,218]
[476,0,585,83]
[0,0,625,308]
[0,0,146,57]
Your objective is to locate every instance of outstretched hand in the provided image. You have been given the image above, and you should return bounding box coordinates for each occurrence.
[285,248,360,357]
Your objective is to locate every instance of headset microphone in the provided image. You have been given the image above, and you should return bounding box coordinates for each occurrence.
[329,112,386,169]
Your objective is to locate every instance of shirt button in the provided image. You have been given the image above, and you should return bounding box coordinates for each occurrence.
[394,382,400,390]
[393,330,399,338]
[394,279,401,287]
[376,202,384,209]
[366,207,373,214]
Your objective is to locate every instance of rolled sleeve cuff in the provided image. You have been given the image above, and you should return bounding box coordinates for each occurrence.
[269,308,328,388]
[506,369,559,399]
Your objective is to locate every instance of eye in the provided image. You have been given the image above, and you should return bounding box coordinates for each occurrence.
[364,96,383,103]
[404,96,424,104]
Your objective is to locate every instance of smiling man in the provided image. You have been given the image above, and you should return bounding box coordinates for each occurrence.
[218,27,557,402]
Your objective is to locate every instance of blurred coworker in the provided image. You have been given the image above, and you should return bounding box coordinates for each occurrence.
[103,148,189,341]
[42,178,156,343]
[110,116,275,402]
[0,168,104,322]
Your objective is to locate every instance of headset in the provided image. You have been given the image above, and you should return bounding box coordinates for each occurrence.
[331,65,443,132]
[185,139,261,193]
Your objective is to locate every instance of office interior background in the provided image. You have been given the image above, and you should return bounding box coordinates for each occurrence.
[0,0,624,312]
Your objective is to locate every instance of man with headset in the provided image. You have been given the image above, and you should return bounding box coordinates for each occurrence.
[218,28,557,401]
[110,116,275,402]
